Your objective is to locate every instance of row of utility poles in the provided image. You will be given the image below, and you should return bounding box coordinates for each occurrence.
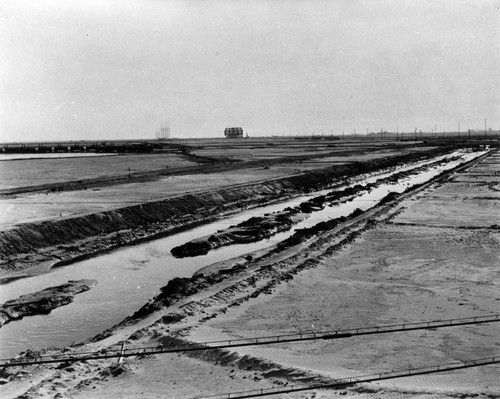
[252,118,492,139]
[456,118,488,139]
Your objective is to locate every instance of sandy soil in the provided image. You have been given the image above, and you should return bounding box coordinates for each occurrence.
[0,153,198,191]
[0,146,414,229]
[0,165,340,228]
[0,147,497,399]
[184,151,500,397]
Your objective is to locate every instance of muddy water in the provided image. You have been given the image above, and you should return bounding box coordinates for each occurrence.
[0,150,484,358]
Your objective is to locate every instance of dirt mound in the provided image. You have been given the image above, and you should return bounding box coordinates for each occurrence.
[0,279,97,327]
[171,210,302,258]
[169,152,459,258]
[158,335,335,387]
[0,147,452,273]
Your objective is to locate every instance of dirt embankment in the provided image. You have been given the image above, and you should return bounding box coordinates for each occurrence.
[169,185,370,259]
[0,279,97,327]
[170,209,305,258]
[170,155,459,258]
[0,147,453,274]
[89,205,388,340]
[0,150,495,399]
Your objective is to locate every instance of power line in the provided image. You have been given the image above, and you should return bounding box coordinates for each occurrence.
[2,314,498,368]
[196,356,500,399]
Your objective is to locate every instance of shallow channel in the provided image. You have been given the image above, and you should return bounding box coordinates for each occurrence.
[0,150,484,358]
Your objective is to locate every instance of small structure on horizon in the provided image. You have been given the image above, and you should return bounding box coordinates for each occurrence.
[156,121,171,140]
[224,127,243,138]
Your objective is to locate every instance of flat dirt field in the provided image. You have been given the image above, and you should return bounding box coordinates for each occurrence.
[0,153,199,191]
[78,149,497,399]
[0,139,425,229]
[1,143,498,399]
[179,151,499,398]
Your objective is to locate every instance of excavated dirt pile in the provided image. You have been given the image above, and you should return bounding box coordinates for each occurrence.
[170,155,457,258]
[0,279,97,327]
[170,209,303,258]
[0,147,452,273]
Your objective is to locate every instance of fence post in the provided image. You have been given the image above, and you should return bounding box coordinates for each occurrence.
[118,341,125,363]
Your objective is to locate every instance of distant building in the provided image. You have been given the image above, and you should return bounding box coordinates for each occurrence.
[224,127,243,138]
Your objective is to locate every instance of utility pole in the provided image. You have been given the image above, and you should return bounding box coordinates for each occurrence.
[343,116,346,140]
[458,122,460,138]
[485,119,487,139]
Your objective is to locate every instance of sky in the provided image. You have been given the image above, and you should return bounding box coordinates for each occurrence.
[0,0,499,142]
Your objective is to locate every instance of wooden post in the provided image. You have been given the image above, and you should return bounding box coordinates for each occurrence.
[118,341,125,363]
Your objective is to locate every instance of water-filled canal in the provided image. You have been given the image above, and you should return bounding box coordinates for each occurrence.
[0,150,483,358]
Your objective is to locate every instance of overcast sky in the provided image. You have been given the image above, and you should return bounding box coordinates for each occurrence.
[1,0,499,142]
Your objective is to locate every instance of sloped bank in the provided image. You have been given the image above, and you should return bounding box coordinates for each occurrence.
[169,156,458,259]
[0,147,454,273]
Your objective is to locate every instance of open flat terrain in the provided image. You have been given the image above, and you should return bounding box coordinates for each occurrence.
[0,141,497,399]
[0,139,428,229]
[181,150,500,397]
[0,153,199,191]
[70,149,498,399]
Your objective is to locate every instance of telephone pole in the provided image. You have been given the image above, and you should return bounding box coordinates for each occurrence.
[343,116,346,140]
